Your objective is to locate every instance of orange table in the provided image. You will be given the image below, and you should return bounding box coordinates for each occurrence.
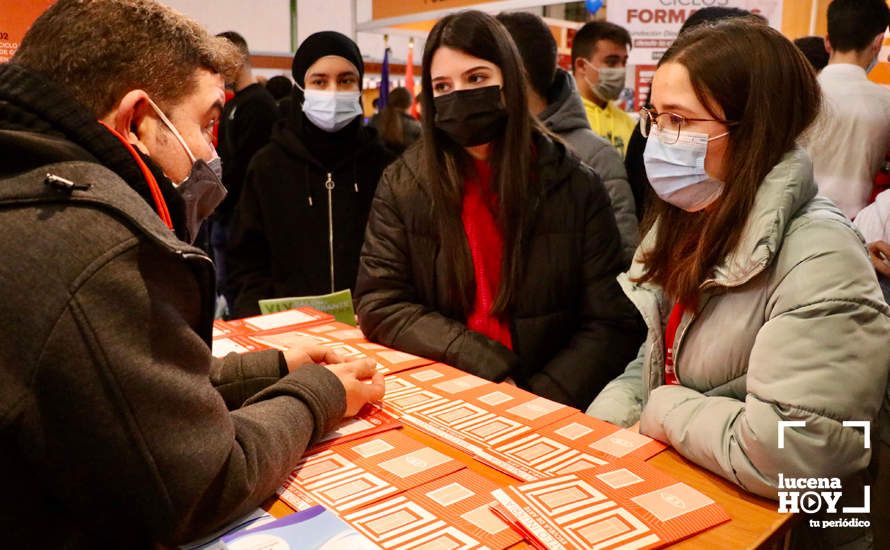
[266,424,795,549]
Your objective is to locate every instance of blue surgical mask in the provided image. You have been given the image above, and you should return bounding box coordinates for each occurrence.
[299,88,363,132]
[643,128,728,212]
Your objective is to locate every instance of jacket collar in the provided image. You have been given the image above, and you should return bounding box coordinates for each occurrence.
[538,70,590,135]
[0,62,189,241]
[629,147,818,289]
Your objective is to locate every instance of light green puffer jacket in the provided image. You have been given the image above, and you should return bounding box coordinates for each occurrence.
[587,147,890,501]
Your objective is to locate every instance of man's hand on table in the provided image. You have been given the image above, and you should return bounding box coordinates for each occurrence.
[327,358,385,416]
[283,342,345,371]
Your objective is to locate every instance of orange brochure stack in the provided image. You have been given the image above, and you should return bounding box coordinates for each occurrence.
[307,403,402,454]
[213,314,434,374]
[491,459,731,550]
[278,430,465,513]
[342,469,523,549]
[211,307,334,357]
[383,363,666,481]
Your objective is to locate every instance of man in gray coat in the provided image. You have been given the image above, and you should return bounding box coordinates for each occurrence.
[498,12,640,266]
[0,1,383,548]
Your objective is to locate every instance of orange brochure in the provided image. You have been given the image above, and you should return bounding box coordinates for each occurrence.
[533,412,667,462]
[341,469,523,549]
[307,403,401,454]
[278,430,465,514]
[492,458,730,550]
[294,321,434,373]
[390,364,576,428]
[223,307,333,334]
[210,334,272,357]
[212,319,234,338]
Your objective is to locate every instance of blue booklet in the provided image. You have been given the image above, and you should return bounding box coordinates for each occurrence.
[221,506,376,549]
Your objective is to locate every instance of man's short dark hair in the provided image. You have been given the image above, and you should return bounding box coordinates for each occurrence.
[827,0,890,53]
[496,12,557,99]
[571,21,631,66]
[217,31,249,57]
[266,75,293,100]
[14,0,240,117]
[794,36,830,72]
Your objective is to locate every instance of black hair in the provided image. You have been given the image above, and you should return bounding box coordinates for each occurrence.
[794,36,830,71]
[496,12,557,99]
[827,0,890,53]
[571,21,631,66]
[421,10,538,314]
[265,75,293,100]
[216,31,249,57]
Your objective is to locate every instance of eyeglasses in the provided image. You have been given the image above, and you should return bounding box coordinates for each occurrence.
[639,106,736,145]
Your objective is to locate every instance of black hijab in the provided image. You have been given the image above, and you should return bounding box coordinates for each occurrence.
[288,31,366,167]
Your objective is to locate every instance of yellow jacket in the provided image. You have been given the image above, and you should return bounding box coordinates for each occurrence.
[583,96,635,158]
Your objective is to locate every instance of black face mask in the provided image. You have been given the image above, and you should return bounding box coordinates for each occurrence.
[433,85,507,147]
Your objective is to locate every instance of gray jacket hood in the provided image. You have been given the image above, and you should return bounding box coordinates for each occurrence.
[539,70,590,135]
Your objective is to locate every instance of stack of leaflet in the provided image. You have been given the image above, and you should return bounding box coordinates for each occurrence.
[384,363,666,481]
[491,459,731,550]
[217,308,730,549]
[211,313,432,375]
[277,430,522,548]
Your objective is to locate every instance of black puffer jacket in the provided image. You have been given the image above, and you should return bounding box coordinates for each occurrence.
[355,135,645,409]
[226,116,395,318]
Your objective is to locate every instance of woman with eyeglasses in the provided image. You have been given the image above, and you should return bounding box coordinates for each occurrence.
[587,18,890,528]
[354,10,645,409]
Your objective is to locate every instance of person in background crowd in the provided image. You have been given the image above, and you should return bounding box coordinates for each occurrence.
[497,11,639,266]
[414,92,423,118]
[355,11,645,409]
[0,0,384,547]
[375,86,421,154]
[854,190,890,301]
[624,7,760,222]
[266,74,294,104]
[586,19,889,548]
[368,96,381,127]
[794,35,830,72]
[214,31,280,314]
[227,31,394,318]
[570,21,634,157]
[802,0,890,219]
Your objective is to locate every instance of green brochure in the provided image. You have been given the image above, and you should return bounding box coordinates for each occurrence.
[258,289,356,326]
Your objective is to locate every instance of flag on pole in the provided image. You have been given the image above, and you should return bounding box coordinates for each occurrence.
[406,38,417,119]
[379,35,390,109]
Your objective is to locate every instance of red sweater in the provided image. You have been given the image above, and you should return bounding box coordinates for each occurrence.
[461,158,513,350]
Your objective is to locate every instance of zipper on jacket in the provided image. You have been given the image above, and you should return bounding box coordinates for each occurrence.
[669,293,713,385]
[325,172,335,293]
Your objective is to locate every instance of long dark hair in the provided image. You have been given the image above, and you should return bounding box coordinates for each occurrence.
[635,19,820,306]
[379,87,412,149]
[421,10,536,315]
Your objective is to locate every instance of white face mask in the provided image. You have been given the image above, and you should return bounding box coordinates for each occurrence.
[298,87,363,132]
[583,60,626,101]
[643,127,728,212]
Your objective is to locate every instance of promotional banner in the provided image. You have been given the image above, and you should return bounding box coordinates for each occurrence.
[0,0,55,63]
[606,1,783,111]
[607,0,783,66]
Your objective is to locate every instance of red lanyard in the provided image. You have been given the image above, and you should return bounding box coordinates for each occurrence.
[97,120,174,230]
[663,302,685,385]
